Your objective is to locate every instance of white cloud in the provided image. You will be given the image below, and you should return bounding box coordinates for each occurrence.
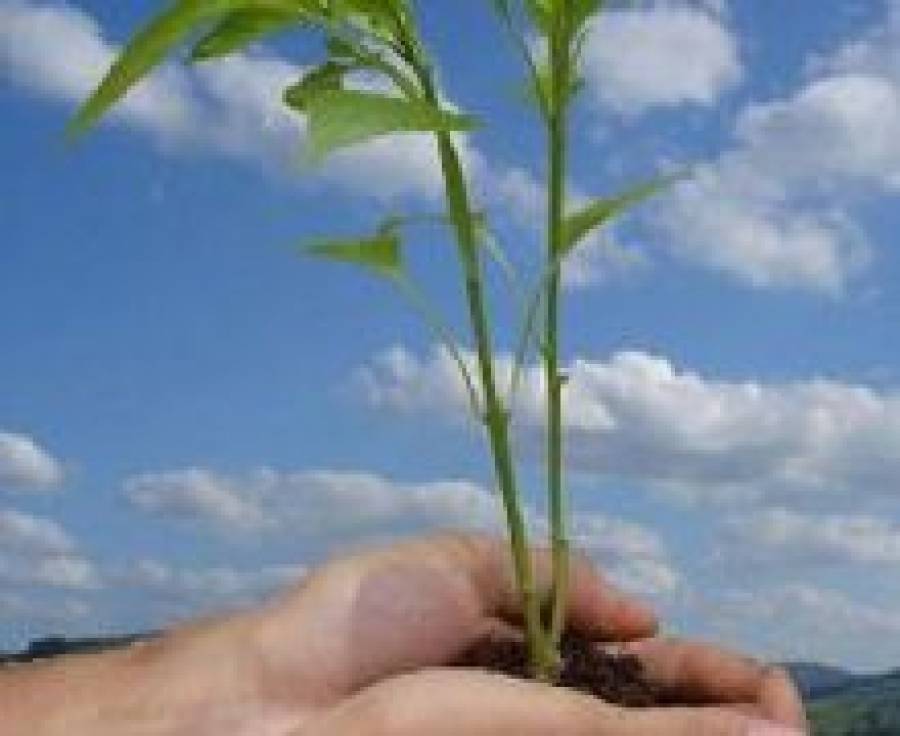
[125,468,271,532]
[0,430,64,491]
[709,583,900,671]
[123,559,305,604]
[357,345,900,503]
[0,592,91,625]
[657,171,870,294]
[735,74,900,192]
[0,550,101,591]
[0,509,99,591]
[0,0,657,292]
[567,515,681,596]
[0,0,192,137]
[581,5,741,114]
[728,507,900,566]
[123,464,679,596]
[23,555,101,590]
[0,0,453,202]
[124,466,502,534]
[0,508,74,555]
[653,4,900,294]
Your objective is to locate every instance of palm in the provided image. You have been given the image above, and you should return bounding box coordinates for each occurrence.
[236,536,804,735]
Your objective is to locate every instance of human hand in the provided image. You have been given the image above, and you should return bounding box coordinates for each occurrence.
[0,533,807,735]
[266,534,807,736]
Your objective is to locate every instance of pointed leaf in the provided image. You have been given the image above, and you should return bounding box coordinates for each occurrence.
[473,213,520,286]
[561,173,685,255]
[330,0,405,42]
[283,61,353,112]
[322,35,420,99]
[191,7,305,61]
[305,90,478,159]
[524,0,553,35]
[569,0,603,33]
[306,232,403,279]
[68,0,301,137]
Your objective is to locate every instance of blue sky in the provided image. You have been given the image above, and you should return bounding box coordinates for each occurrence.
[2,0,900,671]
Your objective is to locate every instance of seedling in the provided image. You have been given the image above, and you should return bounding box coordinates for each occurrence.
[72,0,675,681]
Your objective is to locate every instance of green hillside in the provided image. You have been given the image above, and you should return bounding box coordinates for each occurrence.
[807,672,900,735]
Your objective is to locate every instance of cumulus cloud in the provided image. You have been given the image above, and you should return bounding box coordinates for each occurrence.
[582,5,742,114]
[651,3,900,294]
[125,468,271,532]
[0,0,660,291]
[656,168,871,293]
[567,515,681,596]
[727,507,900,566]
[123,465,679,597]
[709,583,900,670]
[124,466,504,534]
[0,0,191,137]
[0,0,457,202]
[122,559,305,606]
[0,509,100,591]
[357,345,900,503]
[0,592,91,626]
[0,430,64,491]
[0,508,74,555]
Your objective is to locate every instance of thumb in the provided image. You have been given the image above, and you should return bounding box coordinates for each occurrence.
[627,707,808,736]
[305,669,806,736]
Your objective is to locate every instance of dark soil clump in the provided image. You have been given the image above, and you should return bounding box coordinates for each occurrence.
[454,632,663,707]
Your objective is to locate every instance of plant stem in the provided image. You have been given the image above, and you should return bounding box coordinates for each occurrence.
[395,12,556,678]
[403,63,554,677]
[435,131,556,680]
[546,3,571,650]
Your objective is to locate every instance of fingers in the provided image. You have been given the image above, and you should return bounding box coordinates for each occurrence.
[439,533,658,640]
[756,665,809,731]
[623,707,807,736]
[308,668,804,736]
[309,669,613,736]
[624,638,808,730]
[262,533,656,699]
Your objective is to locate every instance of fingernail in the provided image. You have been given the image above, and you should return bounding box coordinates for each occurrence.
[746,719,807,736]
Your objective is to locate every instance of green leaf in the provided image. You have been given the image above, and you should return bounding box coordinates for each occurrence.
[323,36,421,99]
[305,231,403,278]
[561,172,686,255]
[305,90,478,159]
[190,7,304,61]
[68,0,301,137]
[473,213,520,287]
[568,0,603,33]
[524,0,553,35]
[329,0,405,42]
[283,61,353,111]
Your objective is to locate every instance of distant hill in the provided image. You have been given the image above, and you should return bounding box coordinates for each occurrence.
[787,665,900,736]
[0,633,152,665]
[786,663,857,699]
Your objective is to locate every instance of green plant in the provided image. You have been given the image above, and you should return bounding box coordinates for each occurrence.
[71,0,673,681]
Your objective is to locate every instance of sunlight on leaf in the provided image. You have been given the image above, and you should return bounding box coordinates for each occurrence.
[283,61,354,112]
[68,0,304,137]
[191,7,305,61]
[304,90,478,159]
[305,231,403,279]
[561,172,687,255]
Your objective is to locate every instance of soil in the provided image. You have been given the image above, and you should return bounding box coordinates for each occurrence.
[453,631,664,707]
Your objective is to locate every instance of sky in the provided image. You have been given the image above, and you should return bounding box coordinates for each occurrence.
[1,0,900,672]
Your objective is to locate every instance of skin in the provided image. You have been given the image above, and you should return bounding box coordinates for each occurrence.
[0,533,808,735]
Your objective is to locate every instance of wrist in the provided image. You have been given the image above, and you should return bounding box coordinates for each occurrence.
[0,613,297,736]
